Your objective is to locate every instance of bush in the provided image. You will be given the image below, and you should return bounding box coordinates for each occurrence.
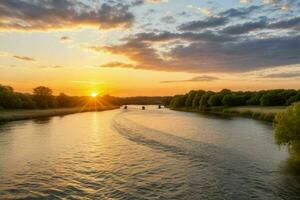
[274,103,300,159]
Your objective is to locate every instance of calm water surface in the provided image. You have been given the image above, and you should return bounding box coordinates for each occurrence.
[0,106,299,199]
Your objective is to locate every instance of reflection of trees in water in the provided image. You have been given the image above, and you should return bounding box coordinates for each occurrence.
[33,117,52,124]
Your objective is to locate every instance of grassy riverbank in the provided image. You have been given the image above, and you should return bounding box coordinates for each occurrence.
[0,106,119,122]
[172,106,286,122]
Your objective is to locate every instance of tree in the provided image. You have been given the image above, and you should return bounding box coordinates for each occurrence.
[192,90,205,108]
[56,93,72,107]
[260,89,294,106]
[286,90,300,105]
[0,84,22,109]
[222,94,236,107]
[274,102,300,160]
[162,96,172,107]
[16,93,36,109]
[246,91,264,105]
[208,94,222,106]
[33,86,56,108]
[199,92,214,110]
[185,90,197,107]
[170,95,187,108]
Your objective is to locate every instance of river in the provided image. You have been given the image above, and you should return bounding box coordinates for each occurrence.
[0,106,299,199]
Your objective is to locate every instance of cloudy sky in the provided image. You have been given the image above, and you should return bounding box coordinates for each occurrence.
[0,0,299,96]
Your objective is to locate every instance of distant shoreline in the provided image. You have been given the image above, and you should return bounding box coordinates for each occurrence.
[171,106,286,122]
[0,106,119,123]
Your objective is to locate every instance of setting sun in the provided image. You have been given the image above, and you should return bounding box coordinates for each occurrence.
[91,92,98,97]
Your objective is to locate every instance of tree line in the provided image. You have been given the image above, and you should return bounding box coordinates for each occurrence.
[0,84,167,110]
[0,85,93,109]
[164,89,300,110]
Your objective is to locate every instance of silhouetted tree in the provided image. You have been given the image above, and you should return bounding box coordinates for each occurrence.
[33,86,56,108]
[56,93,72,107]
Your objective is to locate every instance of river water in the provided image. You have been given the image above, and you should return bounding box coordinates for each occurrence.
[0,106,299,199]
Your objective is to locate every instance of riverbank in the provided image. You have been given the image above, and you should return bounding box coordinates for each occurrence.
[172,106,286,122]
[0,106,119,122]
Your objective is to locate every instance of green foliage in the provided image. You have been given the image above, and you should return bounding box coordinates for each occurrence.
[170,95,187,108]
[16,93,36,109]
[185,90,197,107]
[246,91,264,105]
[169,88,300,112]
[208,94,223,106]
[192,90,205,108]
[199,92,214,111]
[274,103,300,159]
[274,103,300,145]
[260,89,297,106]
[0,85,22,109]
[222,94,236,106]
[286,90,300,105]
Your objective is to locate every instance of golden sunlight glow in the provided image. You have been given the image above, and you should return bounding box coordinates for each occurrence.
[91,92,98,97]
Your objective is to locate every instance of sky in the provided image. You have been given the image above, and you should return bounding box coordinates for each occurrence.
[0,0,300,96]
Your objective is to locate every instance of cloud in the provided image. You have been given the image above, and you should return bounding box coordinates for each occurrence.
[178,17,228,31]
[222,20,267,35]
[220,16,300,35]
[269,16,300,29]
[90,34,300,73]
[101,62,138,69]
[200,8,213,16]
[146,0,168,3]
[262,71,300,78]
[13,55,35,61]
[129,31,234,42]
[160,15,176,24]
[160,75,219,83]
[0,0,134,31]
[220,6,259,18]
[60,36,72,42]
[281,3,290,11]
[240,0,252,4]
[262,0,278,4]
[38,65,64,69]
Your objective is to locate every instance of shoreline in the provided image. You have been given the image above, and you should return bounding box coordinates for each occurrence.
[0,106,119,123]
[171,106,286,122]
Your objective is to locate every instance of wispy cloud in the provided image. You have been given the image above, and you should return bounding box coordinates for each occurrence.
[161,75,219,83]
[38,65,64,69]
[60,36,72,43]
[13,55,35,62]
[261,71,300,78]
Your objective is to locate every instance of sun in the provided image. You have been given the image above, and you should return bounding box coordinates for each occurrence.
[91,92,98,97]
